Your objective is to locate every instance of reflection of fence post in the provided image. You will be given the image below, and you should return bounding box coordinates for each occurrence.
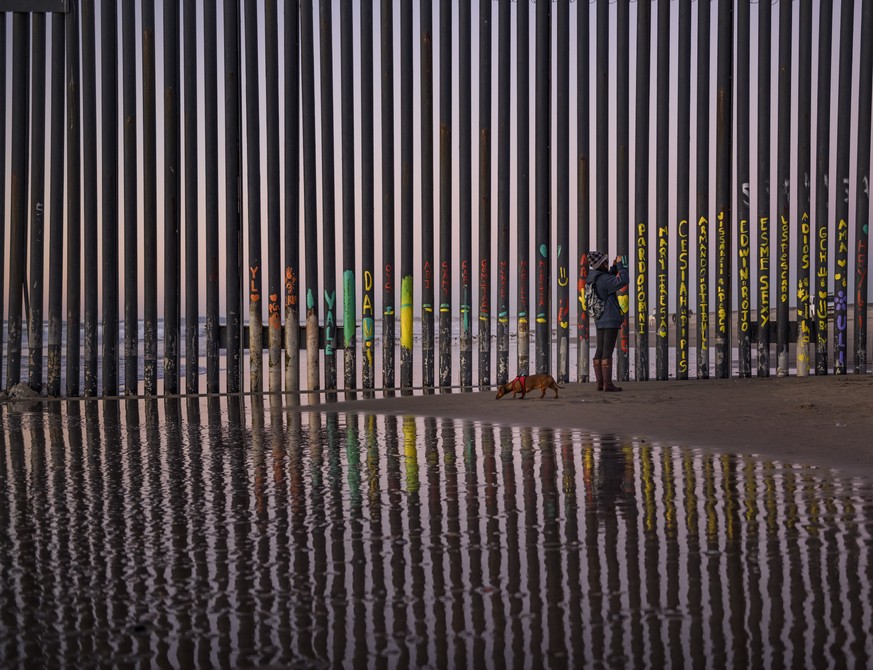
[635,0,650,382]
[714,0,732,380]
[497,0,510,387]
[438,0,452,390]
[814,2,833,375]
[736,0,750,378]
[29,13,47,393]
[518,0,530,379]
[556,0,569,385]
[696,0,709,380]
[655,0,669,381]
[48,12,64,396]
[796,2,813,378]
[834,0,854,376]
[854,0,873,375]
[534,0,550,375]
[341,0,357,396]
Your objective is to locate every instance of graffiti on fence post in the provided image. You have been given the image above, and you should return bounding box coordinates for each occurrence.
[738,213,751,377]
[697,215,709,379]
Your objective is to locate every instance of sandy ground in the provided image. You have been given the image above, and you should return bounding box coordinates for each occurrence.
[316,374,873,479]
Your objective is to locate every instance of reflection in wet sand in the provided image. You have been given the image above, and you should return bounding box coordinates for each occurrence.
[1,399,872,667]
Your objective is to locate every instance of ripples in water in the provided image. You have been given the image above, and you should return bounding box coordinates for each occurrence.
[1,397,872,668]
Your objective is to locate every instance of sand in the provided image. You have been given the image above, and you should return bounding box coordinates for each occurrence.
[317,374,873,478]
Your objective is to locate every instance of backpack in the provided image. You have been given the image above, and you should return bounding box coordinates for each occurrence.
[584,279,605,320]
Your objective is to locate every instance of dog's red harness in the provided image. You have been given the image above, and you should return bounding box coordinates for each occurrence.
[511,374,527,391]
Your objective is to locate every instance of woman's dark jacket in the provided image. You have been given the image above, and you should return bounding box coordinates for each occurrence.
[588,261,630,329]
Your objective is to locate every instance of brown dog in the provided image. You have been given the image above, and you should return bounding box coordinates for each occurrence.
[495,373,563,399]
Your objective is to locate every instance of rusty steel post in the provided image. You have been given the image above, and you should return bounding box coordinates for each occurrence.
[420,0,434,392]
[400,0,413,394]
[776,0,792,377]
[361,0,374,394]
[534,0,550,374]
[319,0,337,397]
[497,0,510,386]
[477,0,491,389]
[224,0,242,393]
[244,0,263,393]
[284,0,301,396]
[4,14,28,389]
[636,0,651,382]
[184,0,199,394]
[102,0,119,396]
[518,0,530,380]
[205,0,219,393]
[736,0,751,378]
[696,0,710,380]
[576,0,589,382]
[655,0,669,380]
[265,0,282,394]
[814,1,833,375]
[796,0,813,377]
[459,0,471,389]
[833,0,854,375]
[438,0,452,390]
[29,13,47,392]
[757,0,771,377]
[675,0,691,381]
[341,0,357,396]
[556,0,569,384]
[714,0,732,379]
[163,0,180,394]
[616,0,629,382]
[380,0,396,393]
[47,11,65,396]
[854,0,873,374]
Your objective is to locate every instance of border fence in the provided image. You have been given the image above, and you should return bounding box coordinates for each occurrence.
[1,0,872,398]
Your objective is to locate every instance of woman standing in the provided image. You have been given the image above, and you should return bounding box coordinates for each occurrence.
[587,251,629,392]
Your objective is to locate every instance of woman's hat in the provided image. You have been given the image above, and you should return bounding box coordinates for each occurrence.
[588,250,607,269]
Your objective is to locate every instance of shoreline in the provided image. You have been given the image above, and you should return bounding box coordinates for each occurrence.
[311,374,873,479]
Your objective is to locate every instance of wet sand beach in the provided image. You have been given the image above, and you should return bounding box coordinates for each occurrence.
[319,374,873,479]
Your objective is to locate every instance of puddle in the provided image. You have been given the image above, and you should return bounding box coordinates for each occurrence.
[1,397,872,667]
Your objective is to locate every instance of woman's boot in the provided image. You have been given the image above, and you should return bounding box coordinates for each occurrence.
[602,359,622,392]
[593,359,604,391]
